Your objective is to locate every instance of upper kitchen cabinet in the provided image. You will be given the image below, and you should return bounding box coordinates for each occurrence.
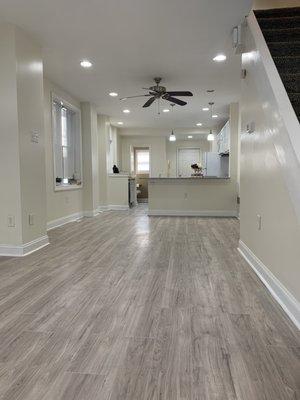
[217,121,230,155]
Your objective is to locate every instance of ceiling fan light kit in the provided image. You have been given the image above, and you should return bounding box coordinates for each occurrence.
[120,77,193,114]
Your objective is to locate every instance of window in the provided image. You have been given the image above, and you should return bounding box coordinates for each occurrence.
[52,94,82,190]
[135,148,150,174]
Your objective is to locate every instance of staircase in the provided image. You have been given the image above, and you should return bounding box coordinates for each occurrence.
[254,7,300,121]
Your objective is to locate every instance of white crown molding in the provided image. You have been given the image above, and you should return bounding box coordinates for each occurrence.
[0,235,49,257]
[238,240,300,330]
[148,210,238,217]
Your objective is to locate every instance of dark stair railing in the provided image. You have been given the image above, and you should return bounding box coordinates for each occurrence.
[254,7,300,121]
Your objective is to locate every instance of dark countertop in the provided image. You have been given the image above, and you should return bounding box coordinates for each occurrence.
[149,176,230,180]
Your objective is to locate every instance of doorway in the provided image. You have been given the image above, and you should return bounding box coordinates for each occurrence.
[177,148,201,177]
[134,147,150,203]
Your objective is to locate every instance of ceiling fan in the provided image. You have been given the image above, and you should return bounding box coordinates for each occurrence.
[120,77,193,108]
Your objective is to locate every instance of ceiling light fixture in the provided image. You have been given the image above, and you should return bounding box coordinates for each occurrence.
[196,123,202,126]
[212,114,218,118]
[169,130,176,142]
[117,122,124,125]
[80,60,92,68]
[202,107,209,111]
[213,54,227,62]
[123,109,130,113]
[163,109,170,113]
[109,92,118,97]
[207,129,215,141]
[188,135,193,139]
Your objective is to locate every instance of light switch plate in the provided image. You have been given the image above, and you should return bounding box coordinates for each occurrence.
[8,215,15,227]
[29,214,34,226]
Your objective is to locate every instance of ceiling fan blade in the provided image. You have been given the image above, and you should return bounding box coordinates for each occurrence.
[143,97,156,108]
[120,94,151,100]
[166,91,193,97]
[163,94,187,106]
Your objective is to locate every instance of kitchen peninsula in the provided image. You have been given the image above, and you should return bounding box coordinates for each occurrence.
[148,176,238,217]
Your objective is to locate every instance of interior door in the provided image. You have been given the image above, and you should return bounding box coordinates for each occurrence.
[177,148,201,177]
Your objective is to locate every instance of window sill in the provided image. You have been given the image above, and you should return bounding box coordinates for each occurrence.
[54,184,83,192]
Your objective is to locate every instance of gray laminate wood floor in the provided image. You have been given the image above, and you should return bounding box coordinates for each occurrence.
[0,206,299,399]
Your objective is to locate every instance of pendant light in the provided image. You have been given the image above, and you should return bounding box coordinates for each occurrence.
[169,103,176,142]
[169,130,176,142]
[207,129,214,141]
[207,102,215,141]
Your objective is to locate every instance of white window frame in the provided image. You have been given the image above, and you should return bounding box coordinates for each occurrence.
[51,92,83,191]
[134,147,150,175]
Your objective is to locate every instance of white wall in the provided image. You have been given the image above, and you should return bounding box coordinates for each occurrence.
[15,27,47,243]
[0,24,22,245]
[120,131,167,177]
[81,102,99,215]
[44,78,84,223]
[0,23,47,246]
[98,114,110,207]
[240,13,300,304]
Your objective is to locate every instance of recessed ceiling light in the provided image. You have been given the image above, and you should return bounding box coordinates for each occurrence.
[123,109,130,113]
[196,123,202,126]
[117,121,124,125]
[212,114,218,118]
[109,92,118,97]
[80,60,92,68]
[163,109,170,113]
[206,89,215,93]
[202,107,209,111]
[188,135,193,139]
[213,54,226,62]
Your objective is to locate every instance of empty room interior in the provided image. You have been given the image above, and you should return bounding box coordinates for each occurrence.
[0,0,300,398]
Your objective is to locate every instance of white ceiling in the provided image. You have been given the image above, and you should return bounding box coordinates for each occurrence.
[0,0,252,129]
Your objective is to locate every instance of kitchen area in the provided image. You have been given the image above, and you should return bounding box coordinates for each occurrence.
[107,103,239,216]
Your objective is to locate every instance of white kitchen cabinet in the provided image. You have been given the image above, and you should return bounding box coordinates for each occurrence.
[217,121,230,155]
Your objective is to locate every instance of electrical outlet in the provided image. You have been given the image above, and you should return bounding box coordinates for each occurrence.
[257,214,262,231]
[29,214,34,226]
[31,131,39,143]
[8,215,15,227]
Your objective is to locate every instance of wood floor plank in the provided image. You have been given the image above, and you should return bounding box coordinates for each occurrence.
[0,206,298,399]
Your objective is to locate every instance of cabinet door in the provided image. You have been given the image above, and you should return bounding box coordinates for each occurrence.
[223,121,230,153]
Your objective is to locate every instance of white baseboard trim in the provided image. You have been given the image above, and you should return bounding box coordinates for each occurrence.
[98,205,109,212]
[47,212,83,231]
[108,205,130,211]
[98,205,129,211]
[148,210,238,217]
[238,240,300,330]
[83,210,99,218]
[0,235,49,257]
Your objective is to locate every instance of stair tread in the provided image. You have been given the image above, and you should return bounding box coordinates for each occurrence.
[261,27,300,33]
[261,27,300,42]
[267,42,300,57]
[255,8,300,18]
[256,15,300,29]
